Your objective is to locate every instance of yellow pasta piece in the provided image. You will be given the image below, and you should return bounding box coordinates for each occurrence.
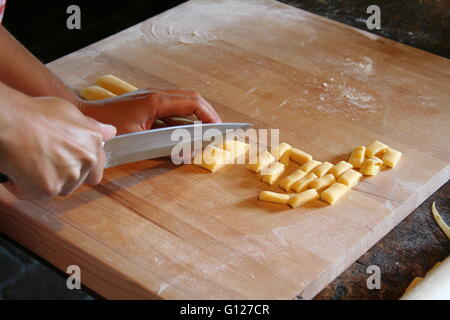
[299,160,322,173]
[309,173,336,191]
[360,157,383,176]
[279,151,291,166]
[219,140,249,164]
[312,161,333,177]
[329,161,353,178]
[271,142,292,161]
[292,172,317,193]
[261,162,285,185]
[247,151,276,173]
[279,169,306,191]
[81,85,116,100]
[288,189,319,208]
[337,169,363,188]
[321,183,349,205]
[290,148,312,164]
[366,140,389,158]
[96,74,138,95]
[348,146,366,169]
[382,148,402,168]
[193,146,231,172]
[259,191,290,205]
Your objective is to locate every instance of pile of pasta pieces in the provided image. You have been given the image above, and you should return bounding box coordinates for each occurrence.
[195,140,402,209]
[78,74,402,209]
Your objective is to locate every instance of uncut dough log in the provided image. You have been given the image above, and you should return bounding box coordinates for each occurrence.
[366,140,389,158]
[261,162,285,185]
[160,116,195,126]
[279,169,306,191]
[382,148,402,168]
[94,74,193,126]
[288,189,319,208]
[299,160,321,173]
[329,161,353,178]
[312,161,333,177]
[292,172,317,193]
[290,148,312,164]
[360,157,383,176]
[271,142,292,161]
[309,173,336,191]
[348,146,366,169]
[259,191,290,205]
[321,183,349,205]
[247,151,276,173]
[96,74,139,95]
[337,169,363,188]
[81,85,116,100]
[400,256,450,300]
[193,146,231,172]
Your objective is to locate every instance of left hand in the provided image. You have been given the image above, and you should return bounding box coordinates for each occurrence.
[79,88,222,135]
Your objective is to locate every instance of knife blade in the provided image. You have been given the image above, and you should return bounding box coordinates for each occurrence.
[0,122,252,183]
[103,122,252,168]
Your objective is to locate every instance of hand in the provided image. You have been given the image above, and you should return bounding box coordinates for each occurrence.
[79,88,222,135]
[0,95,116,200]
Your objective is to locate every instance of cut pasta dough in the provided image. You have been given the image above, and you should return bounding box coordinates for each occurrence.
[329,161,353,178]
[259,191,290,205]
[261,162,285,185]
[321,183,349,205]
[299,160,321,173]
[193,146,231,172]
[288,189,319,208]
[309,173,336,191]
[366,140,389,158]
[312,161,333,177]
[292,172,317,193]
[271,142,292,161]
[348,146,366,169]
[360,157,383,176]
[382,148,402,168]
[219,140,249,164]
[279,169,306,191]
[337,169,363,188]
[290,148,312,164]
[247,151,276,173]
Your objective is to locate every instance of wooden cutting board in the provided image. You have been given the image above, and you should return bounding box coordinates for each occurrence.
[1,0,449,299]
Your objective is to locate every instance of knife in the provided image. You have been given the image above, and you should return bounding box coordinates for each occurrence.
[0,122,252,183]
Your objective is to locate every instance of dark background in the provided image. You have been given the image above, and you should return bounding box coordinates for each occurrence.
[0,0,449,299]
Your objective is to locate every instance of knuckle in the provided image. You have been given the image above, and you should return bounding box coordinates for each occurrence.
[40,181,61,198]
[83,152,98,168]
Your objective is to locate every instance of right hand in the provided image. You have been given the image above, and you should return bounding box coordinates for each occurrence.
[0,96,116,200]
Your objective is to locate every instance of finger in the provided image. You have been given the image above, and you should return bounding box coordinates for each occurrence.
[161,91,221,123]
[85,146,105,186]
[95,121,117,141]
[155,94,222,124]
[59,168,90,196]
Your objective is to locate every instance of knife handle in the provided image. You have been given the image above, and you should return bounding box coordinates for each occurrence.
[0,173,8,183]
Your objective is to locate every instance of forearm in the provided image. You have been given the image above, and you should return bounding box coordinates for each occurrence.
[0,25,84,110]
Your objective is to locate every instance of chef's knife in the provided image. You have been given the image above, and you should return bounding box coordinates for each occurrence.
[0,122,252,183]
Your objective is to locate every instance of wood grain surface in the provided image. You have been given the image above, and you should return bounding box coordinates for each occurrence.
[0,0,449,299]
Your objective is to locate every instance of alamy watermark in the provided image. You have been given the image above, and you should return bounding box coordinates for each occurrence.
[366,265,381,290]
[66,265,81,290]
[66,5,81,30]
[366,5,381,30]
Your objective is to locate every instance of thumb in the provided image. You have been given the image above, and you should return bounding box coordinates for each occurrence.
[96,122,117,141]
